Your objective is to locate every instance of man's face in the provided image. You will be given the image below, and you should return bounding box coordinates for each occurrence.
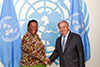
[58,22,69,36]
[28,22,38,36]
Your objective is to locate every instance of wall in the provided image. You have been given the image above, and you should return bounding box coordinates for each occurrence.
[84,0,100,67]
[0,0,100,67]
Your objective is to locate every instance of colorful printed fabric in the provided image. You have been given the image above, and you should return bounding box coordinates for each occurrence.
[20,32,46,66]
[20,64,46,67]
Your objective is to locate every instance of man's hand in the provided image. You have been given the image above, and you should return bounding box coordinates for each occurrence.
[44,58,50,65]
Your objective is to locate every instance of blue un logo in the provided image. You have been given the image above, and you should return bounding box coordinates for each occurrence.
[13,0,90,66]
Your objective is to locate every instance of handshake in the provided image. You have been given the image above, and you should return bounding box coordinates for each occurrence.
[44,58,50,65]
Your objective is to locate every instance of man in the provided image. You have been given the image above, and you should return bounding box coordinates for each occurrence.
[46,20,85,67]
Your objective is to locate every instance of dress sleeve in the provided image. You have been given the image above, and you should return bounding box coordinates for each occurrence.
[21,35,46,62]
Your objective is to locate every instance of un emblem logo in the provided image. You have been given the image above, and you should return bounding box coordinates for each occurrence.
[14,0,90,66]
[69,13,85,36]
[16,0,70,66]
[0,16,20,42]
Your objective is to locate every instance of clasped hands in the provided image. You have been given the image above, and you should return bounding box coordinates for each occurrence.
[44,58,50,65]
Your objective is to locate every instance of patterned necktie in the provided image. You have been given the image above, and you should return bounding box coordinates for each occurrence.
[62,36,66,52]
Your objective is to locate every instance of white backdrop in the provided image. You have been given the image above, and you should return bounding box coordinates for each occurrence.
[0,0,100,67]
[84,0,100,67]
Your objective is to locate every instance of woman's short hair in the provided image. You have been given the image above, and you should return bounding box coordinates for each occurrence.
[27,19,38,27]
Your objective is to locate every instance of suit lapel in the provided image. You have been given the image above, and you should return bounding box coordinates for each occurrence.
[59,36,63,52]
[64,31,73,52]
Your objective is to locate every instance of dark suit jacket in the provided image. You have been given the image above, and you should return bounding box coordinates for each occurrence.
[49,31,85,67]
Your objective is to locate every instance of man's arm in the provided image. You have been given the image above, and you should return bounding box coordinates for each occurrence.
[49,38,59,63]
[77,35,85,67]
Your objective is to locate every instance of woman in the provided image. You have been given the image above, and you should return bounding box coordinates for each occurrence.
[20,20,47,67]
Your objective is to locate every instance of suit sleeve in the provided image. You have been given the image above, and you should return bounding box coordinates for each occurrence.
[49,38,59,63]
[77,35,85,67]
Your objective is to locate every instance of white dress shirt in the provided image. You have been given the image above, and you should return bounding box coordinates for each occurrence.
[61,31,70,50]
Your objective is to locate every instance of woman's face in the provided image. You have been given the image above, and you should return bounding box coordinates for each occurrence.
[28,22,38,36]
